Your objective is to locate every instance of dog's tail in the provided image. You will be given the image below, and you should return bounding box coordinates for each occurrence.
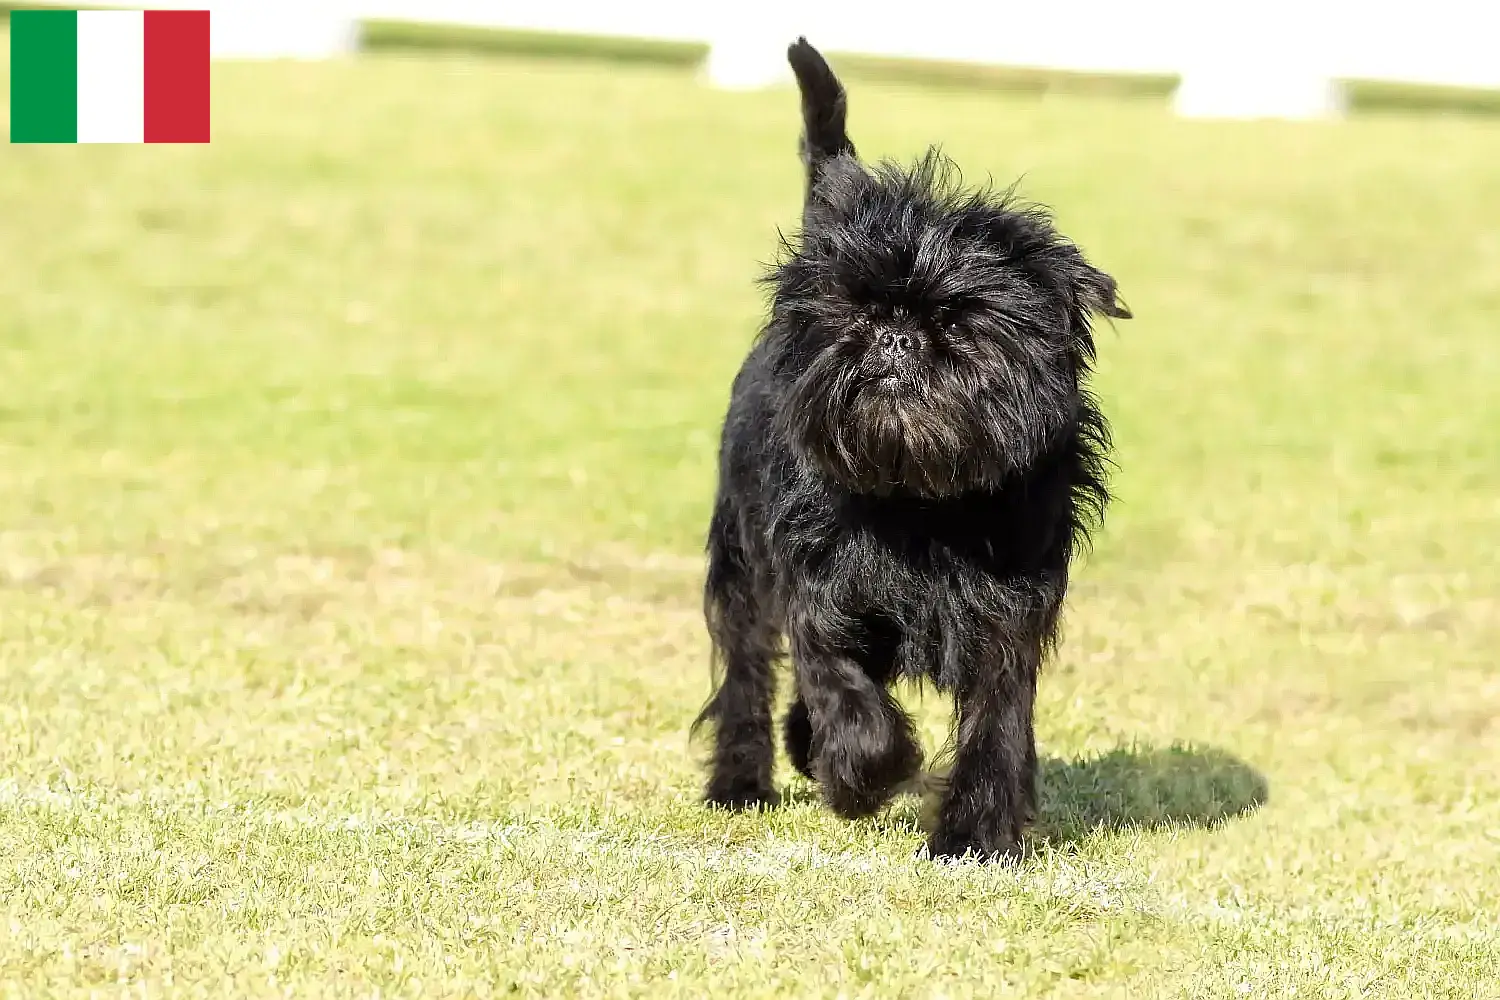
[787,37,855,190]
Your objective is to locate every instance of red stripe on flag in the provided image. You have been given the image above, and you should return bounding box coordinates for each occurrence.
[143,10,210,143]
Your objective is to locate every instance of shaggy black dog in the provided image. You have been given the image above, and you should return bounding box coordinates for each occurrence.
[695,38,1129,861]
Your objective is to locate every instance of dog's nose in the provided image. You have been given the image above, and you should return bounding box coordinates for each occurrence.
[878,330,917,353]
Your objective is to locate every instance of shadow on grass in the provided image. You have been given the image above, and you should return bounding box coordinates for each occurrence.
[1033,744,1268,845]
[872,743,1268,843]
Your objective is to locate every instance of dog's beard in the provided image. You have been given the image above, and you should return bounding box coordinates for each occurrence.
[779,335,1075,498]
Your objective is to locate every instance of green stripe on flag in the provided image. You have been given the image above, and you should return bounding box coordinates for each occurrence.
[10,10,79,143]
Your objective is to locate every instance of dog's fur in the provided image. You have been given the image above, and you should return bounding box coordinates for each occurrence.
[695,39,1129,861]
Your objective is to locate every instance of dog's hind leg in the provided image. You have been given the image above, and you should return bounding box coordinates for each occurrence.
[788,602,922,819]
[782,696,815,780]
[697,502,781,809]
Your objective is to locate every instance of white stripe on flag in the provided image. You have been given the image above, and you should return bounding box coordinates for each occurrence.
[77,10,145,144]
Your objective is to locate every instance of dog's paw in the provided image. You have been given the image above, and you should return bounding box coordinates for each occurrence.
[704,780,781,812]
[924,828,1023,864]
[817,731,922,820]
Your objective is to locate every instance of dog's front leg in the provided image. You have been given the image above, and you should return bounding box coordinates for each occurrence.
[788,603,921,819]
[927,639,1039,862]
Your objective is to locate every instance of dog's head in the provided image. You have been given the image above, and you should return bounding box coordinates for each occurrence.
[765,150,1129,498]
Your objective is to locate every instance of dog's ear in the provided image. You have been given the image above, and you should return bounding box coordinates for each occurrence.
[1077,266,1131,320]
[787,38,856,194]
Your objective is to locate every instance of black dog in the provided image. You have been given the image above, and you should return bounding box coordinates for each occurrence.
[695,39,1129,861]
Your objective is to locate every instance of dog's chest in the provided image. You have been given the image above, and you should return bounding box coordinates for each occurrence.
[768,486,1067,685]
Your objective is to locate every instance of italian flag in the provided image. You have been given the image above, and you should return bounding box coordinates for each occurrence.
[9,9,209,143]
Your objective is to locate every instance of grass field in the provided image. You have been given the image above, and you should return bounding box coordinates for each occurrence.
[3,34,1500,998]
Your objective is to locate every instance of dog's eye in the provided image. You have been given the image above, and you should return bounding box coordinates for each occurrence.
[844,316,874,340]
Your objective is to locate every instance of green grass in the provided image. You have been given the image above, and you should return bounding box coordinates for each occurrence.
[3,33,1500,998]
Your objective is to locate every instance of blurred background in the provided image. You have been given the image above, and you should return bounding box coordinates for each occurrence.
[2,1,1499,994]
[194,0,1500,115]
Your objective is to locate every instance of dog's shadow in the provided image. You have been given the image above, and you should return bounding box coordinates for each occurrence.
[874,743,1268,845]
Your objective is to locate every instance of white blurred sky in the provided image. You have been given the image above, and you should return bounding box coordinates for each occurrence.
[29,0,1500,89]
[351,0,1500,88]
